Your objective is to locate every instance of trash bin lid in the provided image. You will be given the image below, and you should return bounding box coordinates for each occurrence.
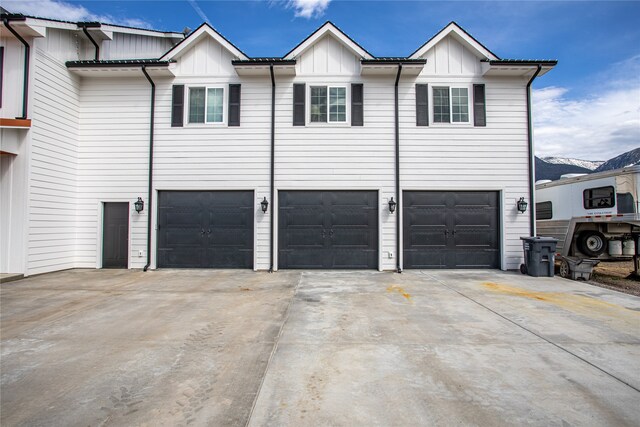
[520,236,559,243]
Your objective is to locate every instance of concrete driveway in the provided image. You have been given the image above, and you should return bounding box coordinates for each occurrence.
[1,269,639,426]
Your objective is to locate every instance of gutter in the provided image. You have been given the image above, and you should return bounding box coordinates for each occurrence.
[141,66,156,271]
[78,23,100,60]
[526,64,542,236]
[394,64,402,273]
[2,16,30,119]
[269,64,276,272]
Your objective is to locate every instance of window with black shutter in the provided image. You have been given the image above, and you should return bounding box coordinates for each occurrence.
[473,84,486,127]
[171,84,184,127]
[351,83,363,126]
[293,83,305,126]
[416,84,429,126]
[228,84,241,126]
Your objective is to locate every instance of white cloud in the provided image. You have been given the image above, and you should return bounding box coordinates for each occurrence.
[285,0,331,18]
[533,56,640,161]
[3,0,153,29]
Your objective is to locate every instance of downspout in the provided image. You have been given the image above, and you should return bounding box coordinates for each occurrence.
[2,17,29,119]
[526,65,542,236]
[269,64,276,272]
[80,25,100,60]
[141,66,155,272]
[394,64,403,273]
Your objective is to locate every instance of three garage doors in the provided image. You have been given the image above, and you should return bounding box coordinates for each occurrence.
[155,190,500,270]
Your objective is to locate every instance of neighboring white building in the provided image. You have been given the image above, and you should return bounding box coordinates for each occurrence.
[0,13,556,276]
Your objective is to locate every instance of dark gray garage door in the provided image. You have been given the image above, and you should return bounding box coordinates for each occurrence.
[403,191,500,269]
[279,191,378,269]
[158,191,254,268]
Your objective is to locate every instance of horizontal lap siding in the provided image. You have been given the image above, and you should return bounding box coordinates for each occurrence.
[28,48,80,275]
[400,77,530,269]
[77,79,150,268]
[276,77,396,270]
[154,78,272,269]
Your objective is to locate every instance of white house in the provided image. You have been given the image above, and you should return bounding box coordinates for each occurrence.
[0,13,556,276]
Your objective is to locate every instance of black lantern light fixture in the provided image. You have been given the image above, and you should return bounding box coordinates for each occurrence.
[517,197,528,214]
[134,197,144,214]
[261,197,269,213]
[388,197,397,214]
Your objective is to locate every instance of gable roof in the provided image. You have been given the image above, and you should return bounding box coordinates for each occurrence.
[160,22,248,61]
[283,21,374,60]
[409,21,499,60]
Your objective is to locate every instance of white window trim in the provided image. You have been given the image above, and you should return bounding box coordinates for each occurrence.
[186,85,227,126]
[430,84,473,126]
[307,84,350,126]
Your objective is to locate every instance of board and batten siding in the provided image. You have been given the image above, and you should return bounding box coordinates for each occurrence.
[0,37,26,119]
[27,47,81,275]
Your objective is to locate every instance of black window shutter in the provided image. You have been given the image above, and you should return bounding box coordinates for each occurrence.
[416,84,429,126]
[473,84,486,127]
[351,83,363,126]
[293,83,305,126]
[171,85,184,127]
[228,84,241,126]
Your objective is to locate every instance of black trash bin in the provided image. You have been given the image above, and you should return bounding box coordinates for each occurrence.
[520,236,558,277]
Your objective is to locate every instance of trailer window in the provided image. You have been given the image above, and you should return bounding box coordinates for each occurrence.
[536,201,553,220]
[617,192,635,214]
[583,186,615,209]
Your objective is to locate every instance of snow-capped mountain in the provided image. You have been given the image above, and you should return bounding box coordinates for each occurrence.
[541,157,603,171]
[594,148,640,172]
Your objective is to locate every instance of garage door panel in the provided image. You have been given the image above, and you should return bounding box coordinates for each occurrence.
[158,248,204,268]
[283,228,324,248]
[453,250,499,268]
[279,191,378,269]
[330,210,372,226]
[407,210,446,227]
[205,249,253,268]
[404,250,446,269]
[281,210,325,227]
[279,250,325,269]
[407,229,446,247]
[454,229,497,248]
[158,191,254,268]
[331,249,377,268]
[404,191,500,269]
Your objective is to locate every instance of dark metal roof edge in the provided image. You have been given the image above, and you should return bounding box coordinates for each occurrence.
[485,59,558,66]
[408,21,501,60]
[65,59,174,68]
[0,13,27,21]
[1,13,181,35]
[361,58,427,65]
[283,21,374,59]
[232,59,297,66]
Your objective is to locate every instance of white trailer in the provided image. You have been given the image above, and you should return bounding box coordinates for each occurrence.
[535,166,640,279]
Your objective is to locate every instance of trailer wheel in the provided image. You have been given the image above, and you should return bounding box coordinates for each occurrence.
[559,259,570,279]
[577,230,607,257]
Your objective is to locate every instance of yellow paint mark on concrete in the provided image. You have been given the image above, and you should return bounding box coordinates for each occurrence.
[481,282,639,324]
[387,285,413,302]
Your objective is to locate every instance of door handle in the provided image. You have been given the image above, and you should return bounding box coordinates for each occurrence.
[444,230,449,236]
[200,229,205,236]
[329,229,334,237]
[451,230,456,236]
[321,230,326,238]
[207,229,211,236]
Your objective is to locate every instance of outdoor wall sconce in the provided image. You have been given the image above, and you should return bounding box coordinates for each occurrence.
[261,197,269,213]
[388,197,397,213]
[517,197,528,214]
[134,197,144,214]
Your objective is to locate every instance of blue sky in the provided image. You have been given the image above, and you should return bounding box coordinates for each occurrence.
[6,0,640,161]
